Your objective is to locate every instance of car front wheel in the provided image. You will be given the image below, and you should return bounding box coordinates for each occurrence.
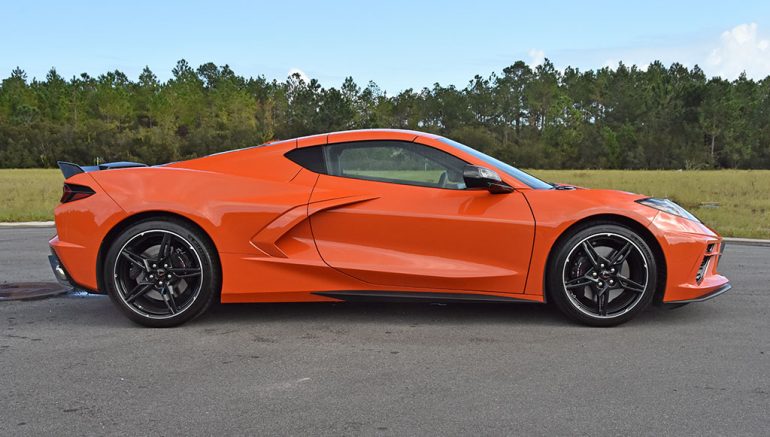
[548,223,658,327]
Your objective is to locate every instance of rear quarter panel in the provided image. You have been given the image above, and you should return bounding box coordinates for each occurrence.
[54,141,317,293]
[90,141,308,255]
[51,172,128,290]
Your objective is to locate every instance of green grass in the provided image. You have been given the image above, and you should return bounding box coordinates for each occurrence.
[1,168,768,239]
[345,169,445,183]
[530,169,770,239]
[0,169,63,222]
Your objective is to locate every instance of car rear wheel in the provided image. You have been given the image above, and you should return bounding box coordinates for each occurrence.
[104,219,220,327]
[547,223,657,327]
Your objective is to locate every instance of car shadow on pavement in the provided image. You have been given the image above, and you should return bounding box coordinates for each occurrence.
[195,299,717,328]
[202,301,564,327]
[29,291,721,329]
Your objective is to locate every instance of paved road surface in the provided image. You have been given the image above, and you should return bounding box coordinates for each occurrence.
[1,228,769,436]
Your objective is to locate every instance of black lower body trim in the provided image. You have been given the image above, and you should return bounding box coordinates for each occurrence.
[665,282,732,304]
[312,290,535,304]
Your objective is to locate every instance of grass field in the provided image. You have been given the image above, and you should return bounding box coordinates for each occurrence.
[1,169,768,239]
[530,169,770,239]
[0,169,63,222]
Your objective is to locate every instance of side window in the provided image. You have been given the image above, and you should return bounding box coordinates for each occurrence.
[325,141,467,189]
[285,146,327,173]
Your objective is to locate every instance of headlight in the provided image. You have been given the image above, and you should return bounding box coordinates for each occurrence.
[636,197,700,223]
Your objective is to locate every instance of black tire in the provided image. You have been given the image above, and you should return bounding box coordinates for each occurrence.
[103,219,220,327]
[547,222,658,327]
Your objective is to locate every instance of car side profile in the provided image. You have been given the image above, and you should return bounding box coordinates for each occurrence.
[49,129,730,327]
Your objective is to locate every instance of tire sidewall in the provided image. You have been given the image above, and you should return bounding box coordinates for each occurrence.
[104,219,220,328]
[548,223,658,327]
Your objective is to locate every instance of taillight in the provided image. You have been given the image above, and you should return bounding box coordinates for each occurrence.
[61,183,95,203]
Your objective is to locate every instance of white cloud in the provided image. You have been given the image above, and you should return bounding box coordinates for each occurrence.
[707,23,770,79]
[554,23,769,80]
[602,59,619,69]
[287,67,310,83]
[528,49,545,67]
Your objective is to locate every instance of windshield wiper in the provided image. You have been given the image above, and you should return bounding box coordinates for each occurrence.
[550,182,576,190]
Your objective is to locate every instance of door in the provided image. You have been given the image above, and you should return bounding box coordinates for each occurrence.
[307,140,535,294]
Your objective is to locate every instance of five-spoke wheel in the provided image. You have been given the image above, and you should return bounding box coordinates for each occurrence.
[104,219,220,327]
[548,223,657,326]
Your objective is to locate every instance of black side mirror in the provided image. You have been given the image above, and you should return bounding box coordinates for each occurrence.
[462,165,514,194]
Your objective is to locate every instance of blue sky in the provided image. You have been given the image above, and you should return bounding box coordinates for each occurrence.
[2,0,769,92]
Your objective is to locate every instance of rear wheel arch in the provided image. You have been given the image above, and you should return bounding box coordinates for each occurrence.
[96,211,221,293]
[544,214,667,305]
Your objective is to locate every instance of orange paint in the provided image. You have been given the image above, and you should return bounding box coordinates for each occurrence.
[50,129,729,305]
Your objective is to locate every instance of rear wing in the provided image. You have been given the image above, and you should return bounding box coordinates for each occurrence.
[57,161,148,179]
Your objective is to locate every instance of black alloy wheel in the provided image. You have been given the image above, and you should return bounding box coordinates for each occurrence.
[104,219,220,327]
[548,223,658,326]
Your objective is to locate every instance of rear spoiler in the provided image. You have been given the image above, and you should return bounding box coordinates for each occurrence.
[57,161,148,179]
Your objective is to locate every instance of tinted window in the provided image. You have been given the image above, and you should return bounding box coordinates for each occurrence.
[285,146,327,173]
[326,141,467,189]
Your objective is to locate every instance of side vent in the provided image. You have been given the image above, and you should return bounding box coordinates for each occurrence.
[695,256,711,284]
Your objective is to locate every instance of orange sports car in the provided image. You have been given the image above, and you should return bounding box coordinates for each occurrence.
[49,129,730,327]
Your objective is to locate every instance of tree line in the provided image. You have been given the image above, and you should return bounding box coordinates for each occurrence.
[1,59,769,169]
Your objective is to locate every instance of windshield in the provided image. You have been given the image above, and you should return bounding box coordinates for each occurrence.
[439,138,553,189]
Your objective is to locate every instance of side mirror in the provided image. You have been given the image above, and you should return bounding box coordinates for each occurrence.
[463,165,514,194]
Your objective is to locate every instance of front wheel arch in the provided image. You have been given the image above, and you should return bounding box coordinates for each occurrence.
[96,211,221,294]
[544,214,667,306]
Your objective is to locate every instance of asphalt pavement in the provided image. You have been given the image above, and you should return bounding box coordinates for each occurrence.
[1,227,768,436]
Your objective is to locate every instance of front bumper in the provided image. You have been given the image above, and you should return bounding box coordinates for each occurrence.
[664,282,732,304]
[663,239,730,302]
[648,212,731,303]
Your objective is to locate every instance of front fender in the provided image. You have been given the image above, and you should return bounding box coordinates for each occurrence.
[521,189,658,296]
